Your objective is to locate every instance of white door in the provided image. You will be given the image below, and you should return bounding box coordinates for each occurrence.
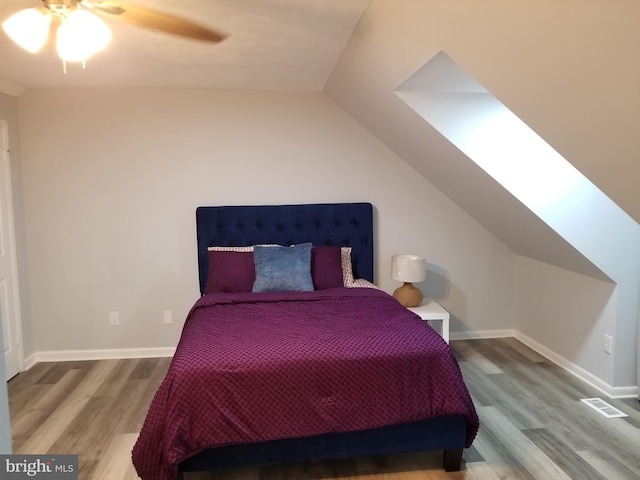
[0,120,22,380]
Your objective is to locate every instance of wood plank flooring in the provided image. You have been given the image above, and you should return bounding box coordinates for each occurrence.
[8,338,640,479]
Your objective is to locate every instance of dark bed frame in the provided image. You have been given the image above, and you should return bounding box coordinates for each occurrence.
[179,202,467,476]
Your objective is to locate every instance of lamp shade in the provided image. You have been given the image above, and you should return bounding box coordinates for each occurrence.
[391,254,426,307]
[391,254,426,283]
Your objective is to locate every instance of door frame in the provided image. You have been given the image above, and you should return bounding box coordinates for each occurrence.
[0,119,23,379]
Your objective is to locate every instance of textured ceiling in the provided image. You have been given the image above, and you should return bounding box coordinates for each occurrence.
[0,0,371,95]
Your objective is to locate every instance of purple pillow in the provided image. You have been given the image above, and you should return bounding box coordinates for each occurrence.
[205,250,256,293]
[311,246,344,290]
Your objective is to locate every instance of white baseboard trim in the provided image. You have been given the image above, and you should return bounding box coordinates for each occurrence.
[513,332,639,399]
[28,347,176,366]
[451,328,638,399]
[23,353,37,371]
[450,328,516,341]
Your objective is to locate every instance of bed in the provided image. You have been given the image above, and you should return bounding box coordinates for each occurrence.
[132,202,479,480]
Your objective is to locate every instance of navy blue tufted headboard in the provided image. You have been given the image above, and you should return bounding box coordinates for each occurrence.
[196,203,374,295]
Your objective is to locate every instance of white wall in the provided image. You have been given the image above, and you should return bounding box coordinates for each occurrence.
[17,88,515,354]
[515,257,618,389]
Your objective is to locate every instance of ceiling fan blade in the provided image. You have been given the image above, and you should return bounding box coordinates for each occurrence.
[87,1,227,43]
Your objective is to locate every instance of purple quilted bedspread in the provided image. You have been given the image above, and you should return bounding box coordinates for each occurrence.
[132,288,479,480]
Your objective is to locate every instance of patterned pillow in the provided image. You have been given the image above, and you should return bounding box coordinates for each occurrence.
[341,246,355,286]
[204,249,255,293]
[348,278,381,289]
[207,246,255,252]
[311,246,344,290]
[339,247,380,288]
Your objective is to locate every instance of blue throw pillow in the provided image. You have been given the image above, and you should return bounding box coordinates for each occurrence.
[253,243,314,293]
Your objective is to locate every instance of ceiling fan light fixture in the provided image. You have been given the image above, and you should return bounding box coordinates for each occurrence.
[2,8,52,53]
[56,9,112,62]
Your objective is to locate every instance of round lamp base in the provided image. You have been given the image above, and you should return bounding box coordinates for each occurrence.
[393,282,423,307]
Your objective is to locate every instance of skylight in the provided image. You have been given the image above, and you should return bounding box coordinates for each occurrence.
[393,51,640,280]
[455,102,585,217]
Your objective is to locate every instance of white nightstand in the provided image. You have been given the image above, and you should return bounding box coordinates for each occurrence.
[407,299,450,344]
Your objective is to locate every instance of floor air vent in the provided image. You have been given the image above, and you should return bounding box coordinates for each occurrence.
[580,398,628,418]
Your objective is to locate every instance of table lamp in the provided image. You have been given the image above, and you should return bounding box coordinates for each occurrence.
[391,254,426,307]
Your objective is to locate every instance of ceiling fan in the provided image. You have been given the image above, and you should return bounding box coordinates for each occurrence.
[2,0,227,68]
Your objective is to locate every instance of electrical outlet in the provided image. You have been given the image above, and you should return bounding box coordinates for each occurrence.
[604,334,613,354]
[163,310,173,325]
[109,312,119,327]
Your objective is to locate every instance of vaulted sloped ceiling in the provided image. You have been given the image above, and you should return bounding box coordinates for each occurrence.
[0,0,371,93]
[325,0,640,280]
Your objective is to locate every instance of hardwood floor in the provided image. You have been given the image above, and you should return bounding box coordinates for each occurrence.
[8,338,640,479]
